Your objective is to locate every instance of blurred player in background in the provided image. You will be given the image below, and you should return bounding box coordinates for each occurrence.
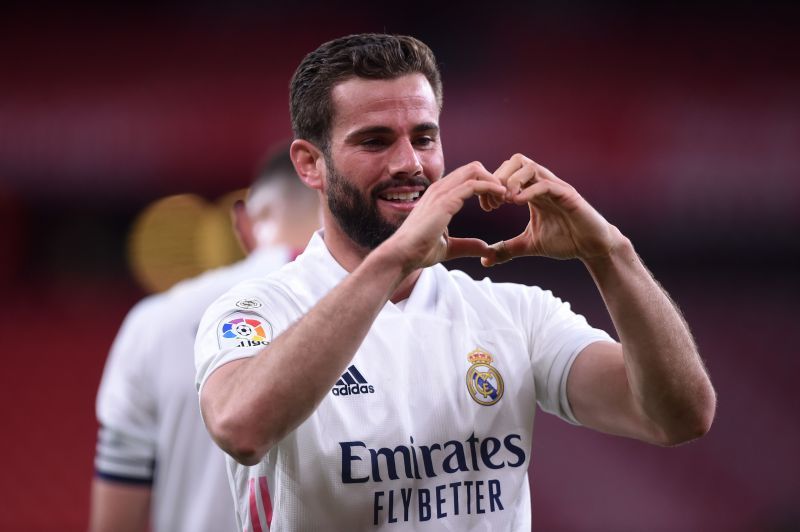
[90,145,320,532]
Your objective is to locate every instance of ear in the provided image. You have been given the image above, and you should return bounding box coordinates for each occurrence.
[290,139,326,191]
[231,199,256,254]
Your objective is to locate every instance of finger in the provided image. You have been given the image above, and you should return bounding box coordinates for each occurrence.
[512,180,573,207]
[490,189,505,209]
[506,154,557,180]
[426,180,504,222]
[435,164,504,210]
[493,157,521,185]
[502,231,536,257]
[480,191,503,211]
[445,237,493,261]
[443,161,502,189]
[452,180,507,203]
[505,160,538,199]
[480,239,513,267]
[481,231,536,267]
[478,193,492,212]
[494,153,538,184]
[535,163,570,186]
[485,229,541,266]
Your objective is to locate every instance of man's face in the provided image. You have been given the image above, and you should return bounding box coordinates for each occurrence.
[323,73,445,250]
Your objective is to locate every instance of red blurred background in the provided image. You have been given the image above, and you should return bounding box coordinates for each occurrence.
[1,1,798,530]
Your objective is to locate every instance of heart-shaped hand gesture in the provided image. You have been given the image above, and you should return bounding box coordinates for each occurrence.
[383,154,622,273]
[480,153,622,267]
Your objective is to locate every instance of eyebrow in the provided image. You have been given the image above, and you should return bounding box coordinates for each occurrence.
[345,122,440,142]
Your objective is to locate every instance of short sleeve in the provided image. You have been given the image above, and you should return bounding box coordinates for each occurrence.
[194,280,297,396]
[95,298,161,484]
[524,286,614,424]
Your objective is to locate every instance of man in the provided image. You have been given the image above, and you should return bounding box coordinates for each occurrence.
[196,34,716,531]
[90,146,320,532]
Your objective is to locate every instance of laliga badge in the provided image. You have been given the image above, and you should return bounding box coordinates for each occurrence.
[218,311,272,349]
[235,298,262,310]
[465,348,504,406]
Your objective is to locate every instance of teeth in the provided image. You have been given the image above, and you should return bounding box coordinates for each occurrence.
[382,191,420,202]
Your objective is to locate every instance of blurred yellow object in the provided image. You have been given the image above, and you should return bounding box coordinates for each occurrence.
[196,188,247,271]
[128,191,248,294]
[128,194,210,293]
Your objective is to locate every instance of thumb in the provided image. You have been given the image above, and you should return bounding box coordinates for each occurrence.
[445,237,493,261]
[480,233,531,267]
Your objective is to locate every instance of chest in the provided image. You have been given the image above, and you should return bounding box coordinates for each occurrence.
[305,311,536,455]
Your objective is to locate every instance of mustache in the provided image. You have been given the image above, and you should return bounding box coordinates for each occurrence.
[371,176,432,198]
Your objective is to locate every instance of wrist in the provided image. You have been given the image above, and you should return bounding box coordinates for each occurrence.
[580,226,636,271]
[362,243,413,287]
[374,229,431,276]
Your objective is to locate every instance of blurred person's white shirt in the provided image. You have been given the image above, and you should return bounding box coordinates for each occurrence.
[95,245,294,532]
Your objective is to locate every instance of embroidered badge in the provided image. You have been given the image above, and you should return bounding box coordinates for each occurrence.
[217,312,272,349]
[235,298,262,310]
[465,349,504,406]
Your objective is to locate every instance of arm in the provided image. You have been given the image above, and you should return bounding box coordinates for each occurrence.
[201,245,410,465]
[89,479,150,532]
[485,154,716,445]
[200,163,506,465]
[92,301,159,529]
[569,236,715,445]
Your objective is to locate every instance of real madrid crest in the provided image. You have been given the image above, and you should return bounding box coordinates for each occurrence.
[465,348,504,406]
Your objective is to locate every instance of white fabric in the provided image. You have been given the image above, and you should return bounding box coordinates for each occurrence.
[196,232,613,531]
[96,246,292,532]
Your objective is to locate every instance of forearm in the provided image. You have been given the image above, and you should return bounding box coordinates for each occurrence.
[89,478,151,532]
[582,230,716,443]
[202,246,408,464]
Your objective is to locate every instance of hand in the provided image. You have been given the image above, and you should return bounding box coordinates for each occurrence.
[382,161,507,272]
[481,153,623,266]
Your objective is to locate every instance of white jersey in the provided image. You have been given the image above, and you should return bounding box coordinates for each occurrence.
[96,246,294,532]
[196,232,613,531]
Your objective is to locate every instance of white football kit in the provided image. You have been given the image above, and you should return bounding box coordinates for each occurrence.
[196,232,613,531]
[96,246,294,532]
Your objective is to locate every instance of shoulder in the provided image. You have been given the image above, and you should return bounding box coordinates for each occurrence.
[227,245,338,311]
[198,267,303,336]
[196,246,335,345]
[117,292,170,335]
[100,294,170,389]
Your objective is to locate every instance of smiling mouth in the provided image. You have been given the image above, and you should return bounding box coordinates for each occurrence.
[379,191,422,202]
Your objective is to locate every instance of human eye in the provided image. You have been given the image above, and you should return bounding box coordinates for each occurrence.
[360,137,388,149]
[414,136,436,148]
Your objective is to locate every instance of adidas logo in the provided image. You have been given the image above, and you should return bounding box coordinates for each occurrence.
[331,365,375,396]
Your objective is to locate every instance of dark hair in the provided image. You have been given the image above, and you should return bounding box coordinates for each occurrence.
[289,33,443,152]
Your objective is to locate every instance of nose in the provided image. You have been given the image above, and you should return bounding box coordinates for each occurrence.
[387,138,423,178]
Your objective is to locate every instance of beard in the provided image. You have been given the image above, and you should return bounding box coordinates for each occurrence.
[325,155,431,250]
